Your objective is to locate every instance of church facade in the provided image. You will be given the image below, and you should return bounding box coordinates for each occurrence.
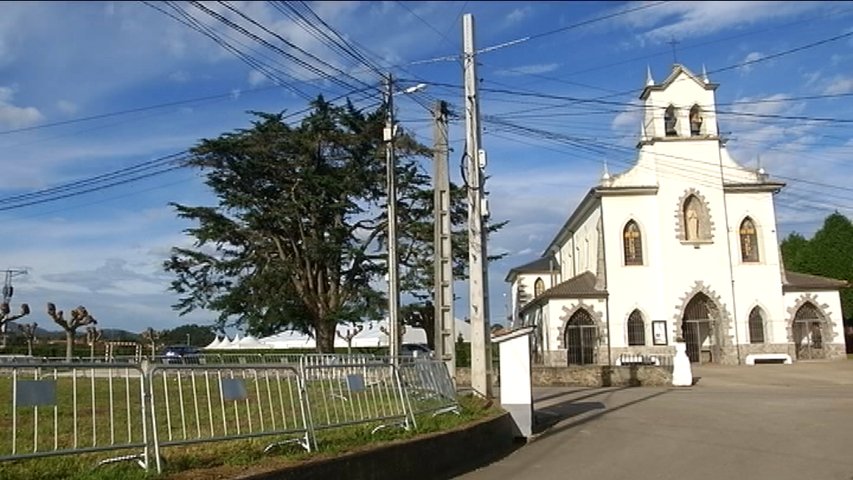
[506,64,847,366]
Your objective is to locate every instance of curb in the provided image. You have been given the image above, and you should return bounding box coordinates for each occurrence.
[238,412,518,480]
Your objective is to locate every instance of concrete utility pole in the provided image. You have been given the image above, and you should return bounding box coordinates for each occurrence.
[433,100,456,379]
[385,73,401,361]
[462,14,492,398]
[1,269,27,349]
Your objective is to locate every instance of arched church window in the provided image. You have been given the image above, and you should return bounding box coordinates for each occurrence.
[690,105,703,136]
[664,105,678,137]
[683,195,705,241]
[739,217,759,262]
[623,220,643,265]
[627,310,646,346]
[748,307,765,344]
[534,277,545,297]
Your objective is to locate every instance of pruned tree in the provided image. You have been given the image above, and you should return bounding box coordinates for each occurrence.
[1,302,30,349]
[21,322,38,357]
[86,326,102,360]
[141,327,161,358]
[47,303,96,361]
[336,322,364,355]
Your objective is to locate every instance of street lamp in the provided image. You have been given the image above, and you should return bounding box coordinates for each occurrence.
[385,75,426,362]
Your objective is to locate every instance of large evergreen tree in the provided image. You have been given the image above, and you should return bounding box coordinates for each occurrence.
[781,212,853,320]
[165,97,468,352]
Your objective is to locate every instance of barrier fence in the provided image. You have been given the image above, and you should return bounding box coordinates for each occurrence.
[0,363,150,468]
[0,356,457,474]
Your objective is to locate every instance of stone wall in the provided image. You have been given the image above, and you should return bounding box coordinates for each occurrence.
[457,365,672,388]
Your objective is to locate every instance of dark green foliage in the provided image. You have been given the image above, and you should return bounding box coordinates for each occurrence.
[158,323,216,347]
[781,212,853,320]
[164,97,458,352]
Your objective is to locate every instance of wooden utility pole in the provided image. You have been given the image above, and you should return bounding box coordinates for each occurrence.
[433,100,456,380]
[462,13,492,397]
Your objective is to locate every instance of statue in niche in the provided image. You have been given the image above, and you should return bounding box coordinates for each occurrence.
[690,107,703,136]
[686,204,700,241]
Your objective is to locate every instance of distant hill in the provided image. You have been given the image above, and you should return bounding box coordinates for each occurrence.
[5,323,139,341]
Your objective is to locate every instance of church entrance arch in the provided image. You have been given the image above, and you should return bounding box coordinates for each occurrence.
[681,293,718,363]
[565,309,597,365]
[793,303,826,360]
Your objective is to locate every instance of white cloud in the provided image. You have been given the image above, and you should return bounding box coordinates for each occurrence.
[506,7,532,24]
[495,63,560,77]
[0,85,44,128]
[168,70,190,83]
[611,108,642,131]
[248,69,269,87]
[613,2,823,44]
[822,76,853,95]
[738,51,764,74]
[56,100,78,114]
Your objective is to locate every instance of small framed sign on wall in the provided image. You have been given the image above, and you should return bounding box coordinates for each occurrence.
[652,321,668,346]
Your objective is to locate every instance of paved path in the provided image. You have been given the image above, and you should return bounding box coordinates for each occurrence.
[458,361,853,480]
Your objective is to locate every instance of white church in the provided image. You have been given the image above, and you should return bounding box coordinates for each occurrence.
[506,64,848,366]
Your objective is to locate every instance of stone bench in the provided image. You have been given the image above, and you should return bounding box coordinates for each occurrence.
[745,353,792,365]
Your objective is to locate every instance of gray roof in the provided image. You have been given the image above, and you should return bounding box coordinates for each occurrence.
[519,271,607,315]
[505,256,557,282]
[783,271,848,291]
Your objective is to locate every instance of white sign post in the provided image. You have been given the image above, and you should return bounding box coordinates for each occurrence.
[492,326,536,438]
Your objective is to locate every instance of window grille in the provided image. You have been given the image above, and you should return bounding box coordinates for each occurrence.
[748,307,764,344]
[627,310,645,346]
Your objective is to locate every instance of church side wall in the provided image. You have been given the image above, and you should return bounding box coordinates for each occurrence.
[511,273,555,327]
[601,194,667,357]
[724,191,789,359]
[568,208,601,278]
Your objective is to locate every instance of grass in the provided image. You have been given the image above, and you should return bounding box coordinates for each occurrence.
[0,366,500,480]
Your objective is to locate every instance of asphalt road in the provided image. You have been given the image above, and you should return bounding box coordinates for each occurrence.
[458,361,853,480]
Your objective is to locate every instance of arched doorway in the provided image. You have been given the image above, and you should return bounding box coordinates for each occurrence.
[565,309,597,365]
[793,303,825,360]
[681,293,718,363]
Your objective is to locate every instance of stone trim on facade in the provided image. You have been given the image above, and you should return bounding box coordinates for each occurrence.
[675,188,715,244]
[556,301,608,365]
[785,293,844,360]
[672,281,736,364]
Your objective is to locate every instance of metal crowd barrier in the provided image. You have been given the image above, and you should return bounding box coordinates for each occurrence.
[147,363,309,473]
[0,362,150,469]
[0,355,458,474]
[300,360,412,444]
[396,359,460,417]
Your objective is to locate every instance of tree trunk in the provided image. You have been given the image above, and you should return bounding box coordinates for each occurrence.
[26,340,33,357]
[315,320,336,353]
[65,330,74,361]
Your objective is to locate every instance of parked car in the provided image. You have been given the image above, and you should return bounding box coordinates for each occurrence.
[161,345,201,364]
[400,343,434,359]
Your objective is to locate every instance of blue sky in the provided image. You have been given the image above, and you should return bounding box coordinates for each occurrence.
[1,1,852,333]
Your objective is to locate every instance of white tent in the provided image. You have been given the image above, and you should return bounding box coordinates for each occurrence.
[204,336,222,350]
[235,335,269,350]
[217,335,234,349]
[259,320,429,350]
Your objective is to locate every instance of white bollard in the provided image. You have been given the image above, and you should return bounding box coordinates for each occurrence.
[671,342,693,387]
